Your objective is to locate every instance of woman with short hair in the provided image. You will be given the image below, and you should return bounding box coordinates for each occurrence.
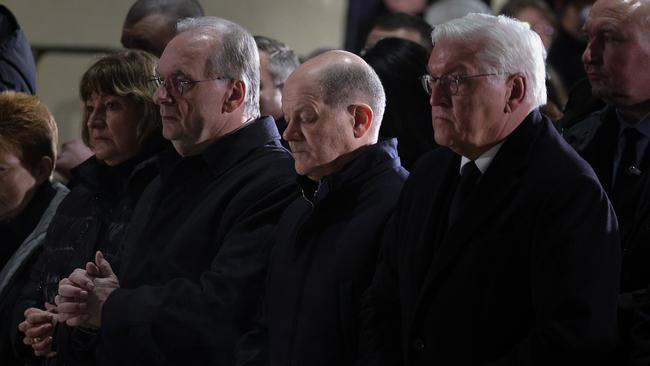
[0,91,69,366]
[14,49,167,365]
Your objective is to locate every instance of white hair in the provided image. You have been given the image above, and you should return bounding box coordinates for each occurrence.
[432,13,547,109]
[177,16,260,119]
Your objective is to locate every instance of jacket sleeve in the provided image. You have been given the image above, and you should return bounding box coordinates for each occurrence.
[356,214,403,366]
[488,173,621,365]
[98,181,298,365]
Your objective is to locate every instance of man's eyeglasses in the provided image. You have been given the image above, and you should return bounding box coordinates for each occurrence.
[149,74,231,97]
[420,73,500,96]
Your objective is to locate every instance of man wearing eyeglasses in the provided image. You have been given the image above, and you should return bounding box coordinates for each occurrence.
[359,13,620,365]
[53,16,298,365]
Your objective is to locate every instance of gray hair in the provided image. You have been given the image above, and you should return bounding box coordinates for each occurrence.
[177,16,260,119]
[319,61,386,142]
[254,35,300,88]
[432,13,547,108]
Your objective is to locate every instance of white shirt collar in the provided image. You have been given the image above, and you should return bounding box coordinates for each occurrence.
[459,141,505,174]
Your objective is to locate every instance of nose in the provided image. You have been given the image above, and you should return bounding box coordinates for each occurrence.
[282,118,300,142]
[429,82,450,107]
[153,82,173,105]
[86,106,105,130]
[582,39,601,67]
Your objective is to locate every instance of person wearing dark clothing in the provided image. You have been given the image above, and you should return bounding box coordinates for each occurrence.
[258,51,408,366]
[363,38,437,170]
[54,17,298,366]
[359,14,620,366]
[0,92,65,366]
[0,5,37,94]
[14,50,165,364]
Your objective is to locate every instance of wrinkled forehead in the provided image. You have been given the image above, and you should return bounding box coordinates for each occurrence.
[588,0,649,28]
[158,33,213,76]
[427,39,483,74]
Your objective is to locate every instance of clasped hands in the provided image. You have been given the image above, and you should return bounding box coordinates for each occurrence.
[55,251,120,328]
[18,251,119,357]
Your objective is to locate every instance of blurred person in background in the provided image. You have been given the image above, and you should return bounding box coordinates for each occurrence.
[15,50,167,365]
[0,5,37,95]
[0,91,67,366]
[254,35,300,141]
[363,37,437,169]
[501,0,568,120]
[364,12,433,52]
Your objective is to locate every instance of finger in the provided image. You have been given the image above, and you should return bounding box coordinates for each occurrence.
[33,337,54,356]
[95,251,115,278]
[45,351,58,358]
[44,302,58,314]
[56,301,87,316]
[18,321,28,333]
[24,306,43,318]
[25,310,54,325]
[24,322,53,338]
[86,261,100,277]
[67,269,95,290]
[58,283,89,299]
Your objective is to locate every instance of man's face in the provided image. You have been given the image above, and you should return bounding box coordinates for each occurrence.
[427,38,510,158]
[153,32,233,154]
[582,0,650,108]
[282,73,356,180]
[259,51,283,121]
[121,13,176,57]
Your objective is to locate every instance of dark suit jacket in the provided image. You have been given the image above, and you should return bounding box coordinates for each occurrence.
[360,110,621,365]
[563,106,650,293]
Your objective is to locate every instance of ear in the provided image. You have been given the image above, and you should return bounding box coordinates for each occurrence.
[347,103,374,139]
[33,156,54,185]
[222,80,246,114]
[504,74,527,113]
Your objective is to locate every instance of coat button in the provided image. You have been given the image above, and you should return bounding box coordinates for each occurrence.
[413,338,425,351]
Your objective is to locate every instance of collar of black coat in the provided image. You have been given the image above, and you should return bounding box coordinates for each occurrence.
[297,138,402,205]
[71,132,168,194]
[157,116,283,182]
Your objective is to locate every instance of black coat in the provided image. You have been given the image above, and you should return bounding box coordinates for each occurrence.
[360,111,621,365]
[265,139,407,366]
[563,106,650,293]
[0,5,36,94]
[0,182,68,366]
[13,136,166,366]
[97,117,299,366]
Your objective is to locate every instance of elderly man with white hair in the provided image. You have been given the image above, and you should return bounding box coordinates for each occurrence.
[359,13,620,365]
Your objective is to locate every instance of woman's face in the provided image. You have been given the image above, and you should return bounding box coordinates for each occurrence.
[86,93,142,166]
[0,150,38,221]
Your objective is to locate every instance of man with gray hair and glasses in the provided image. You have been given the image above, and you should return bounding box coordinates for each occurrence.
[52,16,298,365]
[359,13,620,365]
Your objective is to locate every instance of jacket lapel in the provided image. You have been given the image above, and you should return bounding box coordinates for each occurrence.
[413,111,541,317]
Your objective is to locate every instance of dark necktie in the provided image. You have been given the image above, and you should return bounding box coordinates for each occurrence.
[448,161,481,228]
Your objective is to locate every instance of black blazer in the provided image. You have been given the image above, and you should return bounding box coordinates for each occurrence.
[360,110,621,365]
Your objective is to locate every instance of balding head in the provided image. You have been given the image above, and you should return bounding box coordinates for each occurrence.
[291,50,386,138]
[282,51,386,180]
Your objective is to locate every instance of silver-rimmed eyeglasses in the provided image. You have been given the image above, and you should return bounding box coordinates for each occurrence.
[149,74,231,97]
[420,73,500,96]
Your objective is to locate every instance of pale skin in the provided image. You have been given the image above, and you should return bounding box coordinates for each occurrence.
[281,50,376,181]
[427,38,531,160]
[582,0,650,121]
[153,29,249,157]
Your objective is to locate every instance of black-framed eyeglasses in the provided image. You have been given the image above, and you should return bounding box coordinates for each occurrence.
[149,74,232,97]
[420,73,500,96]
